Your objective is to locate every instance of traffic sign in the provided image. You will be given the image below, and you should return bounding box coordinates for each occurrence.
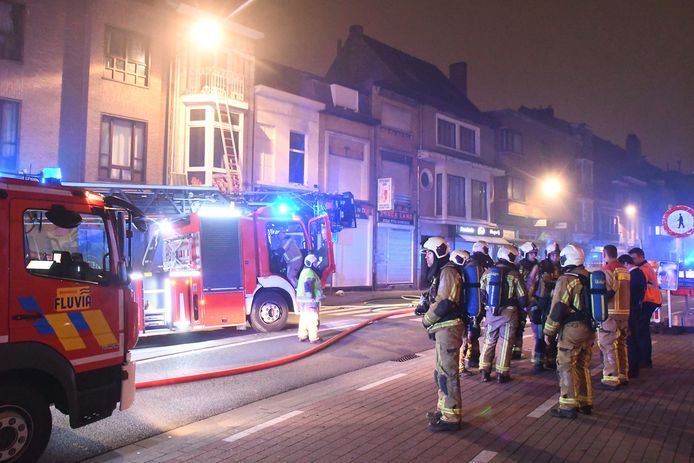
[662,205,694,238]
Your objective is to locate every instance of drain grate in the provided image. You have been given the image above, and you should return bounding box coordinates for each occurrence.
[393,353,419,362]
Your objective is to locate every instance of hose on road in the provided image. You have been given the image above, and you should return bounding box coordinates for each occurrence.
[135,308,415,389]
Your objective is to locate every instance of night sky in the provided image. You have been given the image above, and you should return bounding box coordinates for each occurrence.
[227,0,694,172]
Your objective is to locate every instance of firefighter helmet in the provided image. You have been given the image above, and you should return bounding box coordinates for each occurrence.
[497,245,519,263]
[519,241,538,258]
[559,244,585,267]
[472,240,489,255]
[421,237,449,259]
[450,249,470,266]
[304,254,319,268]
[545,241,561,257]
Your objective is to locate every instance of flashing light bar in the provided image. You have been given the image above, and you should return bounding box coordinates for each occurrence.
[41,167,62,184]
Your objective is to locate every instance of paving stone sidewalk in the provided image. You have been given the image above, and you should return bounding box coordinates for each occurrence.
[88,331,694,463]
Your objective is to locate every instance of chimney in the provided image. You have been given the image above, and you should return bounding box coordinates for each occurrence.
[626,133,641,157]
[449,61,468,97]
[349,24,364,38]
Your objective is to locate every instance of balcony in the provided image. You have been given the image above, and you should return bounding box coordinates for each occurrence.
[186,67,245,102]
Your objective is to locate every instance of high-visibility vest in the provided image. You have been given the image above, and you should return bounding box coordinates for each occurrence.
[639,262,662,305]
[611,267,631,317]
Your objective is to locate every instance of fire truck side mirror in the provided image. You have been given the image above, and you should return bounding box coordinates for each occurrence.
[116,260,130,285]
[46,205,82,229]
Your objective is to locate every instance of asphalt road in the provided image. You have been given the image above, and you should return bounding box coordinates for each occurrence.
[39,305,429,462]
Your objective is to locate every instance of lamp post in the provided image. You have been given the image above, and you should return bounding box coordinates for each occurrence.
[541,177,562,197]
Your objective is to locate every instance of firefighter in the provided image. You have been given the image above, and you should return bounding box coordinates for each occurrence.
[278,228,303,287]
[513,242,540,360]
[420,237,464,432]
[296,254,323,343]
[628,247,661,368]
[544,244,595,419]
[479,245,527,383]
[450,250,473,376]
[461,241,494,371]
[531,242,561,372]
[598,244,631,390]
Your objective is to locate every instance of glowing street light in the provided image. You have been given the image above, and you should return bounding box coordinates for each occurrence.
[542,177,562,197]
[625,204,637,218]
[191,17,222,49]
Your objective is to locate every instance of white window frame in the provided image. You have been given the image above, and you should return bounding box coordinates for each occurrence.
[435,114,480,156]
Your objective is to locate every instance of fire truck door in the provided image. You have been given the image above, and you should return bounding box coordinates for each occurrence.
[308,215,335,286]
[9,200,123,366]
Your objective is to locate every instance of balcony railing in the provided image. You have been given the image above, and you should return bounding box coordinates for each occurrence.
[187,67,245,102]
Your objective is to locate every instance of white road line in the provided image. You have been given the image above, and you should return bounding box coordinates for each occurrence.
[223,410,304,443]
[136,322,361,364]
[410,318,422,322]
[527,398,557,418]
[357,373,407,391]
[470,450,498,463]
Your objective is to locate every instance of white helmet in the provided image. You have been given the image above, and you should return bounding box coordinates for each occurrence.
[559,244,585,267]
[497,245,519,263]
[472,240,489,255]
[450,249,470,266]
[519,241,538,258]
[304,254,319,268]
[421,237,449,259]
[545,241,561,257]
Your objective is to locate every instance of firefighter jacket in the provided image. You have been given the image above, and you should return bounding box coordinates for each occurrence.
[518,258,539,306]
[296,267,322,305]
[282,237,303,266]
[544,266,590,337]
[638,261,662,305]
[535,258,560,299]
[480,261,528,310]
[603,260,630,318]
[422,262,464,333]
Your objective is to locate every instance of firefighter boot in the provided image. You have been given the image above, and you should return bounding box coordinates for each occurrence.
[550,408,577,419]
[426,410,442,423]
[480,371,491,383]
[578,405,593,415]
[427,417,461,432]
[497,373,512,384]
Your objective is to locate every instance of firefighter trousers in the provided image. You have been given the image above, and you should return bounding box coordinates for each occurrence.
[557,321,595,410]
[434,324,464,423]
[460,311,483,369]
[297,303,320,342]
[512,307,528,356]
[531,298,556,368]
[598,317,629,386]
[480,306,518,375]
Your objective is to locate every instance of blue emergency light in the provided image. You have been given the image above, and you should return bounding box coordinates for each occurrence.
[272,198,296,216]
[41,167,62,184]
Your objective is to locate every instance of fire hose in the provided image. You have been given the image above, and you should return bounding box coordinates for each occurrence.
[135,307,415,389]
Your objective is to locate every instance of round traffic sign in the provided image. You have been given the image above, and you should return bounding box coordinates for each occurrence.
[662,205,694,238]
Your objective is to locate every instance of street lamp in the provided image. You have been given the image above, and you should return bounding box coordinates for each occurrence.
[191,16,222,49]
[625,204,637,218]
[542,177,562,197]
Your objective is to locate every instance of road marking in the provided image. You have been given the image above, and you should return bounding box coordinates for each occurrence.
[136,322,361,364]
[359,312,413,319]
[527,398,557,418]
[223,410,304,443]
[470,450,498,463]
[358,373,407,391]
[409,318,422,322]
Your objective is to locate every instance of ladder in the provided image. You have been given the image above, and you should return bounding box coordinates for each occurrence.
[215,101,242,193]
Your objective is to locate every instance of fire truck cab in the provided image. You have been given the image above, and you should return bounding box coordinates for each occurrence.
[134,201,337,333]
[0,173,140,462]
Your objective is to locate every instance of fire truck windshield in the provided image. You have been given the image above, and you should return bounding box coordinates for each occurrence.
[23,209,112,284]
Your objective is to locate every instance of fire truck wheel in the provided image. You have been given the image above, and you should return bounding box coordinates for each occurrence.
[250,292,289,332]
[0,384,52,463]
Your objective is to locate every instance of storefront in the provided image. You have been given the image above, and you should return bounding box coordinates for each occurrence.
[332,202,374,288]
[376,209,415,286]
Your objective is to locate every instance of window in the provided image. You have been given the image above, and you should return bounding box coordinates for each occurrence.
[0,98,19,171]
[0,1,23,61]
[381,103,411,132]
[436,118,456,148]
[289,131,305,184]
[471,180,487,220]
[507,176,526,202]
[436,116,479,154]
[435,173,443,216]
[23,209,111,284]
[99,116,146,182]
[499,128,523,153]
[104,26,149,86]
[447,174,466,217]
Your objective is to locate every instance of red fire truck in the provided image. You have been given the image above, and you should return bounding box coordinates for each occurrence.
[0,171,141,462]
[63,184,356,334]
